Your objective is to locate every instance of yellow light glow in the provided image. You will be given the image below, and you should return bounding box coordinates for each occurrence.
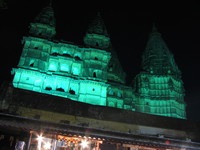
[37,135,43,142]
[36,135,43,150]
[43,141,51,149]
[80,140,89,148]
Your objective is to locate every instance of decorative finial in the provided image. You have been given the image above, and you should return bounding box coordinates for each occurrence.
[97,11,101,17]
[49,0,53,7]
[152,23,158,33]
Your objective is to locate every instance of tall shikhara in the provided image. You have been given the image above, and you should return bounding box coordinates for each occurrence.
[12,4,186,119]
[133,24,186,118]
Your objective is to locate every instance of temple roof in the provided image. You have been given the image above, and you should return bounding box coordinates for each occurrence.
[142,24,180,75]
[34,4,56,27]
[87,12,109,36]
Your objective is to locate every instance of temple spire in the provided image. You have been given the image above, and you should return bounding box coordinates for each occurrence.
[87,12,108,36]
[49,0,52,6]
[29,3,56,39]
[142,25,180,75]
[133,25,186,119]
[34,4,56,27]
[83,12,110,49]
[152,23,157,33]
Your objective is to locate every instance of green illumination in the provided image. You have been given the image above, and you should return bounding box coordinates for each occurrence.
[12,8,186,119]
[133,25,186,119]
[29,5,56,39]
[49,63,57,71]
[72,67,79,75]
[60,64,69,72]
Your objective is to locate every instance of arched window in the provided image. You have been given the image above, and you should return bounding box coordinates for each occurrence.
[93,72,96,77]
[74,56,81,60]
[69,88,75,95]
[29,62,34,67]
[62,53,71,57]
[29,59,35,67]
[56,87,65,92]
[51,52,58,56]
[74,53,82,60]
[45,86,52,91]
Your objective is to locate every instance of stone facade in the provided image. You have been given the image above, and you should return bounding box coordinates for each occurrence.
[12,5,186,119]
[133,25,186,118]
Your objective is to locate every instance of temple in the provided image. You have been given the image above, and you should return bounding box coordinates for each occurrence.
[133,24,186,118]
[0,3,199,150]
[12,4,185,119]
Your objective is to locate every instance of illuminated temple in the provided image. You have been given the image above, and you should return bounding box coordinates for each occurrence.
[1,3,199,150]
[12,4,185,119]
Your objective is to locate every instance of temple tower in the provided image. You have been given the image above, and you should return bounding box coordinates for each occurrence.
[84,12,110,49]
[29,3,56,39]
[83,13,126,84]
[12,7,111,106]
[82,13,128,108]
[11,4,185,119]
[133,24,186,119]
[82,12,111,81]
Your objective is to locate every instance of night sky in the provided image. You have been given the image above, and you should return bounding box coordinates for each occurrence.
[1,0,200,121]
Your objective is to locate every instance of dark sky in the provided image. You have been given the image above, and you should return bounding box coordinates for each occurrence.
[1,0,200,121]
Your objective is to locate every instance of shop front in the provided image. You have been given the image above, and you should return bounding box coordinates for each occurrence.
[28,131,102,150]
[0,113,200,150]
